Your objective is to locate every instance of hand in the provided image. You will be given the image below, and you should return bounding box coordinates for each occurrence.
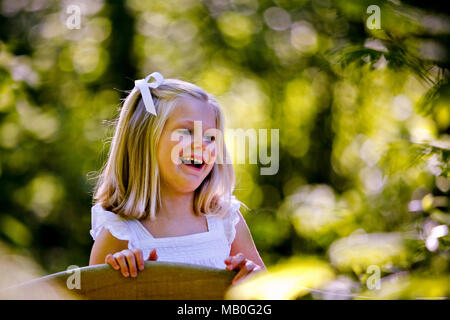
[225,253,262,285]
[105,248,158,278]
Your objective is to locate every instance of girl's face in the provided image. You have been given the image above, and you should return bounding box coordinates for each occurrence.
[157,96,217,194]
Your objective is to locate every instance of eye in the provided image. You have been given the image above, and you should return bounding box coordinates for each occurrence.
[204,135,215,142]
[176,128,192,136]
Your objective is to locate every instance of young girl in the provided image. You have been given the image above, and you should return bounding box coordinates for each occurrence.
[89,72,265,285]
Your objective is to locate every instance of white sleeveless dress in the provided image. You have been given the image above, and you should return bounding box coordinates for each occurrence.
[90,198,241,270]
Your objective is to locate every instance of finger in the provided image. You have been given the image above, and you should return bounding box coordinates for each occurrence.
[226,253,246,271]
[123,250,138,277]
[105,254,120,270]
[147,249,158,261]
[232,261,256,285]
[226,253,244,268]
[133,249,144,271]
[113,253,129,277]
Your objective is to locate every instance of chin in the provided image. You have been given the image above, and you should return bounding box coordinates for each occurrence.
[162,164,213,194]
[170,174,204,193]
[182,180,202,191]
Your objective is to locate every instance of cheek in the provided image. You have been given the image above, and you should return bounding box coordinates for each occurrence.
[203,163,215,179]
[203,142,216,164]
[157,136,177,170]
[159,144,177,168]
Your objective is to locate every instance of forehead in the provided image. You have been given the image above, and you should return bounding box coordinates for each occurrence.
[168,96,217,129]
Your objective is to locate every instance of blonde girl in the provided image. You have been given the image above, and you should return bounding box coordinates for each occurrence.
[89,72,265,285]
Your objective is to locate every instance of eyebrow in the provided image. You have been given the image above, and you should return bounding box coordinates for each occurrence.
[172,119,216,130]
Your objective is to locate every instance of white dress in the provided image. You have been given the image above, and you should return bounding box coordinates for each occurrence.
[90,198,241,270]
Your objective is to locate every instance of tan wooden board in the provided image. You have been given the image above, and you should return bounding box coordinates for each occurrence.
[2,262,236,300]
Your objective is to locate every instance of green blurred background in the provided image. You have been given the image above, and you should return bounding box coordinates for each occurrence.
[0,0,448,299]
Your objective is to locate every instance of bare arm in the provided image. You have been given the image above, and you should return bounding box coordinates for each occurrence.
[229,210,266,270]
[89,228,158,278]
[89,228,128,265]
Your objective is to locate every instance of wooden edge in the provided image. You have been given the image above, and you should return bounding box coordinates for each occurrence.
[2,262,237,300]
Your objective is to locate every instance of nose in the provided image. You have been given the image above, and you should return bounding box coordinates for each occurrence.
[190,137,216,163]
[189,135,214,149]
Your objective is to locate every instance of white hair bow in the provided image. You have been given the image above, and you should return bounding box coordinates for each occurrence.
[134,72,164,116]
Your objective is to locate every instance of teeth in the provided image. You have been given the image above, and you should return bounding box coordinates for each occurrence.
[180,157,191,164]
[180,156,203,164]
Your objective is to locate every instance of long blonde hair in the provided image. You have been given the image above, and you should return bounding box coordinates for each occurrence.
[92,78,236,220]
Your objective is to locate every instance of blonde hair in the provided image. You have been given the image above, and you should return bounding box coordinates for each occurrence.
[92,77,236,221]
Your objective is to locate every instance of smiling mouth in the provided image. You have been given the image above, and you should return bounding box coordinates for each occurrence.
[180,156,205,170]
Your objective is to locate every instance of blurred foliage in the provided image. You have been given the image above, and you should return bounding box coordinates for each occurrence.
[0,0,448,299]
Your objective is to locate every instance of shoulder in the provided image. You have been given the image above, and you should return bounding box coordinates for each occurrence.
[90,203,134,242]
[218,196,246,246]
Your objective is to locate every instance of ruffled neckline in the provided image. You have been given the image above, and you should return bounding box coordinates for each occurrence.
[135,215,214,241]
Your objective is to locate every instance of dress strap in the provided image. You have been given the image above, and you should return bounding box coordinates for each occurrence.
[205,214,215,232]
[135,219,154,239]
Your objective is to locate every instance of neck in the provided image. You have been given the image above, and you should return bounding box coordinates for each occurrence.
[157,183,195,220]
